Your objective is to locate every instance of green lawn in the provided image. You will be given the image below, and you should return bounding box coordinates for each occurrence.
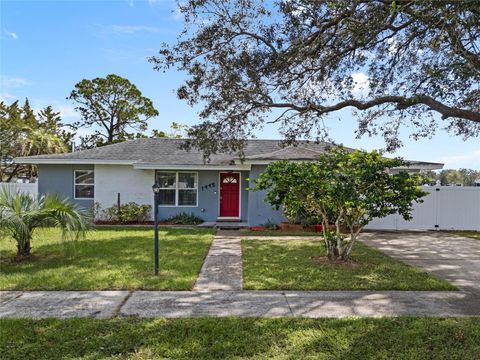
[242,239,456,290]
[451,231,480,241]
[1,317,479,359]
[0,227,214,290]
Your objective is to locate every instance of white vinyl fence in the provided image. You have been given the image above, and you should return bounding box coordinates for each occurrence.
[366,186,480,231]
[0,182,38,198]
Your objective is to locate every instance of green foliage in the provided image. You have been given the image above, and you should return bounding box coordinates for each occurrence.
[0,187,90,257]
[423,169,480,186]
[165,211,203,225]
[254,148,427,260]
[439,169,480,186]
[100,202,152,224]
[0,99,72,181]
[450,231,480,241]
[68,74,159,148]
[2,317,479,360]
[153,0,479,156]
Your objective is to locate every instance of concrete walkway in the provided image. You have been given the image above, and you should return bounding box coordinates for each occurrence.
[193,230,243,291]
[1,290,477,318]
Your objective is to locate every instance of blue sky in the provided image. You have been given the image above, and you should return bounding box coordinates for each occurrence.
[1,0,479,169]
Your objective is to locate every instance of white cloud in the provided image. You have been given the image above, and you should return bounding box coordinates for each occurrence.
[351,72,370,93]
[3,30,18,40]
[1,76,30,88]
[437,149,480,169]
[112,25,161,34]
[57,104,79,119]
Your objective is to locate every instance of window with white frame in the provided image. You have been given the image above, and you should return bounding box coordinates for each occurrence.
[74,170,94,199]
[155,171,198,206]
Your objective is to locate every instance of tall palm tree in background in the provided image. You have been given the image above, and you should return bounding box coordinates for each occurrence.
[0,188,90,258]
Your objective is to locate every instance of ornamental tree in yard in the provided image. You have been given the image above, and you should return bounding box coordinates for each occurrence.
[254,148,427,261]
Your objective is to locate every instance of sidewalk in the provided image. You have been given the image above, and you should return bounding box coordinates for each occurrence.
[1,290,478,319]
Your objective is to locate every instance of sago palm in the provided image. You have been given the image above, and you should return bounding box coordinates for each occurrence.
[0,188,90,258]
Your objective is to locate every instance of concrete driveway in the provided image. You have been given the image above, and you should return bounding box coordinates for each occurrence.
[360,231,480,295]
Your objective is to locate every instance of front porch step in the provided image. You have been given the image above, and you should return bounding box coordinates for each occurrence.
[198,221,249,229]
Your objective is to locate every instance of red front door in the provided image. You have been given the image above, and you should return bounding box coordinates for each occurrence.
[219,173,240,217]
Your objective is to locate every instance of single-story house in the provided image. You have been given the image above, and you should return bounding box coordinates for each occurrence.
[15,138,443,226]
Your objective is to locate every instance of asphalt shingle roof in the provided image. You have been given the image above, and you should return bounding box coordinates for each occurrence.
[16,138,336,165]
[15,138,443,167]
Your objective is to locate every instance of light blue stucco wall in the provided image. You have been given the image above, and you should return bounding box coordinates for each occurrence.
[156,170,250,223]
[37,164,277,224]
[37,164,94,209]
[247,165,285,226]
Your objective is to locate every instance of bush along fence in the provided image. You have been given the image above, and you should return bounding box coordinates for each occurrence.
[94,202,203,226]
[94,202,152,225]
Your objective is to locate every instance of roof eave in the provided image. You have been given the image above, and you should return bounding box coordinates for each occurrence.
[394,163,444,171]
[13,157,134,165]
[133,163,251,171]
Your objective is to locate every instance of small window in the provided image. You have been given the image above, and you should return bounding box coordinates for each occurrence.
[222,176,237,184]
[157,172,176,206]
[155,171,198,206]
[178,173,197,206]
[74,170,94,199]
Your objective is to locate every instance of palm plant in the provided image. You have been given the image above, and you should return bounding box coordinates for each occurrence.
[0,188,90,258]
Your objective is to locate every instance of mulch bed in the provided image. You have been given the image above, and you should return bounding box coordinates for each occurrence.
[94,220,155,226]
[94,221,204,226]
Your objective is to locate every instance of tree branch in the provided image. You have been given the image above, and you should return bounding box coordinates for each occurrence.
[262,95,480,123]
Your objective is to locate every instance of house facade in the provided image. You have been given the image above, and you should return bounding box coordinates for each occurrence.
[15,138,443,226]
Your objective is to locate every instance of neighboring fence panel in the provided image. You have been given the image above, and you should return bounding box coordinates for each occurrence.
[365,186,480,231]
[436,187,480,231]
[0,182,38,198]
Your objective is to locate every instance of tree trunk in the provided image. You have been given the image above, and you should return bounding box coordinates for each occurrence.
[16,241,31,258]
[327,247,340,261]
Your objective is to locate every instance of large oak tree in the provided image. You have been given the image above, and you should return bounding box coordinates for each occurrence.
[151,0,479,156]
